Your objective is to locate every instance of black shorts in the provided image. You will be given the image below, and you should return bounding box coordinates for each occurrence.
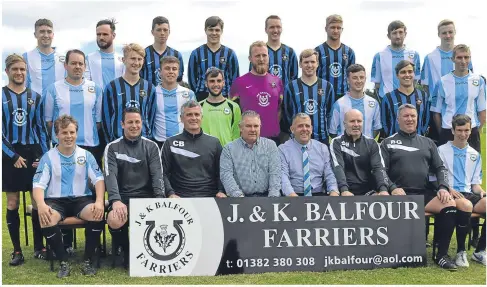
[462,192,482,207]
[45,196,94,221]
[2,144,42,193]
[439,127,480,153]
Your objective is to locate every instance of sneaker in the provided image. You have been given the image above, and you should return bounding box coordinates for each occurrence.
[65,247,75,257]
[454,251,469,267]
[33,248,47,260]
[57,261,71,278]
[470,237,479,248]
[435,255,457,271]
[81,260,97,276]
[471,251,486,266]
[9,252,24,266]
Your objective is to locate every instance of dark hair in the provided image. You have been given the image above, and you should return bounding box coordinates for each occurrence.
[152,16,170,30]
[65,49,86,63]
[388,20,406,34]
[122,107,142,122]
[205,67,224,80]
[346,64,366,77]
[265,15,281,29]
[35,19,53,30]
[96,18,117,32]
[451,114,472,130]
[160,55,179,67]
[395,60,415,75]
[205,16,224,30]
[54,115,78,135]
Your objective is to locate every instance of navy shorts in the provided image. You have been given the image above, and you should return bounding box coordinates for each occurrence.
[2,144,42,193]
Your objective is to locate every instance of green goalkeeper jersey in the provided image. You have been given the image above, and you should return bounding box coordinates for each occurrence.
[200,99,242,146]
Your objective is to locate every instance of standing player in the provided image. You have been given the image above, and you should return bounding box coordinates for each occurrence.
[315,14,355,99]
[230,41,283,145]
[149,56,195,149]
[381,60,429,137]
[282,49,335,144]
[371,20,421,100]
[188,16,240,101]
[140,16,184,86]
[249,15,298,89]
[33,115,105,277]
[200,67,241,146]
[430,44,485,153]
[329,64,381,139]
[3,54,48,266]
[23,19,65,97]
[438,115,486,267]
[102,43,156,142]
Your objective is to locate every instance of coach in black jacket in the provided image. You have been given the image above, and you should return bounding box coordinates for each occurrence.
[380,103,457,271]
[329,109,390,196]
[161,100,226,198]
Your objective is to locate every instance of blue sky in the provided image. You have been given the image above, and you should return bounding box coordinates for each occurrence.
[1,0,485,88]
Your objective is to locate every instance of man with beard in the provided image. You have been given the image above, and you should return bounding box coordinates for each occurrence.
[102,43,156,142]
[282,49,335,145]
[200,67,241,146]
[371,20,421,100]
[315,14,356,100]
[230,41,284,146]
[149,56,195,149]
[329,64,381,139]
[141,16,184,86]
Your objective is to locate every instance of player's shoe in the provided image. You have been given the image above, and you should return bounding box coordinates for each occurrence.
[471,251,486,266]
[81,259,97,276]
[454,251,469,267]
[33,248,47,260]
[9,251,24,266]
[65,247,75,257]
[57,261,71,278]
[435,255,457,271]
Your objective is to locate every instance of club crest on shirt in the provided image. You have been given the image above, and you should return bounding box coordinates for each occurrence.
[368,101,376,108]
[77,156,86,165]
[223,108,230,115]
[140,90,147,97]
[318,88,324,96]
[27,98,35,106]
[472,79,479,86]
[220,57,226,64]
[304,99,317,115]
[180,91,189,98]
[271,82,277,88]
[342,54,348,61]
[408,53,415,59]
[470,154,477,161]
[416,99,422,105]
[282,54,288,61]
[257,92,271,107]
[270,65,282,78]
[58,56,66,63]
[88,86,95,93]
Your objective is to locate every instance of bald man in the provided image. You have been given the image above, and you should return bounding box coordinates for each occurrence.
[329,109,391,196]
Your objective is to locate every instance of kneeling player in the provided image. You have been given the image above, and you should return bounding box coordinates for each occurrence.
[381,104,458,271]
[104,107,165,269]
[33,115,105,278]
[438,115,486,266]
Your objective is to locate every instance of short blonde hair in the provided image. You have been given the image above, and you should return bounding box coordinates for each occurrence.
[452,44,470,58]
[326,14,343,27]
[5,54,26,70]
[249,41,267,57]
[299,49,318,63]
[123,43,145,58]
[437,19,455,33]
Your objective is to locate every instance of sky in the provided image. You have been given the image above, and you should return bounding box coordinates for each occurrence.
[1,0,486,89]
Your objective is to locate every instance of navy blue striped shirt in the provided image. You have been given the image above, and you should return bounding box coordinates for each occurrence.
[140,45,184,86]
[381,88,430,137]
[282,78,335,142]
[2,86,48,157]
[102,77,156,141]
[315,42,355,96]
[188,44,239,96]
[249,44,298,88]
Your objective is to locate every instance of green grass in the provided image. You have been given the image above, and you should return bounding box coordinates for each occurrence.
[2,132,486,284]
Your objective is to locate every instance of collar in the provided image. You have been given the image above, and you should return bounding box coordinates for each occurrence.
[123,134,141,145]
[398,129,417,138]
[344,132,362,142]
[292,138,311,150]
[183,129,203,139]
[239,137,260,148]
[55,145,77,158]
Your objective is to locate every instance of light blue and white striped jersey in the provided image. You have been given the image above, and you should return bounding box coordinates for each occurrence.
[328,93,382,138]
[85,50,125,91]
[430,72,486,129]
[44,79,103,146]
[33,146,104,199]
[23,48,66,96]
[421,47,474,97]
[371,46,421,98]
[438,142,482,194]
[150,85,195,141]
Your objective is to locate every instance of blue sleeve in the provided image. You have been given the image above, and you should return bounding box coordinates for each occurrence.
[23,52,32,90]
[32,154,51,190]
[2,133,18,161]
[35,95,49,153]
[188,49,198,92]
[289,50,298,81]
[228,51,240,86]
[349,48,356,65]
[102,83,113,142]
[371,53,381,83]
[87,151,104,182]
[282,84,293,133]
[314,46,322,77]
[414,52,421,80]
[177,53,184,82]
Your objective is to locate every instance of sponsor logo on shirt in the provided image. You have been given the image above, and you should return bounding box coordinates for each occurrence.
[270,65,282,78]
[304,99,317,115]
[329,62,342,78]
[125,100,140,109]
[12,108,27,126]
[257,92,271,107]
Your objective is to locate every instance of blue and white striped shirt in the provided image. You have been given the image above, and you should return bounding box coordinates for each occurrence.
[85,50,124,91]
[23,48,65,96]
[33,146,104,198]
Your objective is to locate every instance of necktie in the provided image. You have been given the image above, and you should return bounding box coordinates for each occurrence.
[302,145,312,196]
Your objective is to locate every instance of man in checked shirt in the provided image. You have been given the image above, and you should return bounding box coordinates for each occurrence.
[220,110,281,197]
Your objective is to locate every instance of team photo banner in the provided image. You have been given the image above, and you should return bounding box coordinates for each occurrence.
[129,196,426,277]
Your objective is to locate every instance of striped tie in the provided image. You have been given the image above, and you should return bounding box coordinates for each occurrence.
[302,146,312,196]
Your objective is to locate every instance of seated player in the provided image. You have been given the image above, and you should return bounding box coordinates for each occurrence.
[32,115,105,278]
[329,109,390,196]
[381,104,458,271]
[438,115,486,266]
[279,113,338,196]
[104,107,165,269]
